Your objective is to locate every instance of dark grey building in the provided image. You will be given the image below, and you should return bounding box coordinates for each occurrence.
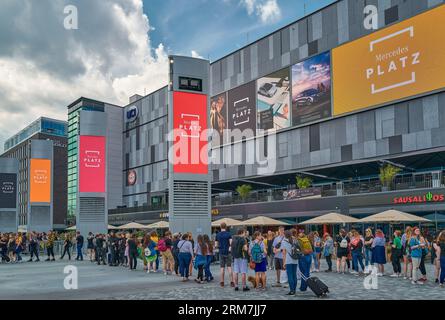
[1,117,68,231]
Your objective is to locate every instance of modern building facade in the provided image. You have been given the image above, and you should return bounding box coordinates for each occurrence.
[1,117,67,231]
[0,158,19,233]
[89,0,445,234]
[66,97,123,236]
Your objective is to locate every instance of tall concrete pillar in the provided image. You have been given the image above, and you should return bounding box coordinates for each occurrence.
[0,158,19,232]
[168,56,211,238]
[28,140,53,232]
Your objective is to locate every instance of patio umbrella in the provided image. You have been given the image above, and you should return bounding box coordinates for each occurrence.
[146,221,170,229]
[211,218,243,227]
[301,213,360,225]
[65,225,76,231]
[359,210,431,223]
[66,225,119,231]
[242,216,289,226]
[118,222,151,230]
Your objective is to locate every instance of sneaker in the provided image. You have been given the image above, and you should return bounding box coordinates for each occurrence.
[377,273,383,277]
[272,283,282,287]
[435,279,439,284]
[234,287,239,291]
[243,287,250,292]
[390,274,399,278]
[403,276,408,280]
[440,284,444,288]
[286,291,295,296]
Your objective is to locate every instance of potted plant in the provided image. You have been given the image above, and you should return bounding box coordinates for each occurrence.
[296,175,312,189]
[379,164,401,191]
[236,184,252,203]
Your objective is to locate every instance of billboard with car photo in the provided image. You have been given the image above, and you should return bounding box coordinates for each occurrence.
[292,51,332,126]
[256,68,291,131]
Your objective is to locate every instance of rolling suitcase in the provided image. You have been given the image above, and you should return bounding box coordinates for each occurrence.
[299,271,329,297]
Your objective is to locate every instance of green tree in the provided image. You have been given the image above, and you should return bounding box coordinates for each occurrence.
[296,175,312,189]
[236,184,252,202]
[379,164,401,190]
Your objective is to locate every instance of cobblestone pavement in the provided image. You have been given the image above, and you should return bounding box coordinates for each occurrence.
[1,256,443,300]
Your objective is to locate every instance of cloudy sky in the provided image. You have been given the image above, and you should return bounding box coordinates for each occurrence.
[0,0,335,149]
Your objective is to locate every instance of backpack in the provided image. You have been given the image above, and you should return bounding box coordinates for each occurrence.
[340,237,348,249]
[251,243,263,263]
[158,239,168,252]
[288,240,303,260]
[298,237,313,255]
[232,236,245,259]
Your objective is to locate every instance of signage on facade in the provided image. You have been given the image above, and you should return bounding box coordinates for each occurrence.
[333,4,445,116]
[0,173,17,208]
[79,136,106,193]
[172,91,208,174]
[30,159,51,203]
[283,187,322,200]
[126,105,139,123]
[127,170,137,186]
[393,192,445,204]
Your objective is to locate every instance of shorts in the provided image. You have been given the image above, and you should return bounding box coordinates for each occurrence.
[274,258,284,270]
[255,258,267,273]
[337,249,348,259]
[219,254,232,268]
[233,258,248,274]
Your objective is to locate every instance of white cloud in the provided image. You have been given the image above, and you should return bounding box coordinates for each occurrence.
[241,0,281,23]
[0,0,168,149]
[191,50,204,59]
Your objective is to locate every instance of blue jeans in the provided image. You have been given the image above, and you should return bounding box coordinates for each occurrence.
[440,257,445,284]
[286,264,298,293]
[352,251,365,272]
[312,252,319,270]
[179,252,192,278]
[298,255,312,292]
[364,248,372,267]
[205,255,213,281]
[155,250,160,270]
[76,245,83,260]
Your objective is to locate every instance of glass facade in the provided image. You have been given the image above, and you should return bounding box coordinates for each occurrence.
[67,102,105,220]
[4,118,67,152]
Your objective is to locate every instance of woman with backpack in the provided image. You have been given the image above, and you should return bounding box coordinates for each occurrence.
[335,229,350,274]
[281,230,299,295]
[350,230,365,275]
[371,229,386,276]
[322,233,334,272]
[144,235,157,273]
[297,231,313,292]
[249,231,267,290]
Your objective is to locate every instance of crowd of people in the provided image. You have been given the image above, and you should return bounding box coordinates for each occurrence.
[1,224,445,295]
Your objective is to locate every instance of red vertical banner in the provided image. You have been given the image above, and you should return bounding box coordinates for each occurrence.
[173,91,208,174]
[79,136,106,193]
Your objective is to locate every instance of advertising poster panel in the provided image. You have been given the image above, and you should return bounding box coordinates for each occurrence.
[79,136,106,193]
[173,91,208,174]
[227,81,256,140]
[257,68,291,131]
[0,173,17,209]
[292,51,332,126]
[210,92,227,146]
[30,159,51,203]
[332,5,445,116]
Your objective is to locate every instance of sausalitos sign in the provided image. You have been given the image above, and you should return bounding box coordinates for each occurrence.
[393,192,445,204]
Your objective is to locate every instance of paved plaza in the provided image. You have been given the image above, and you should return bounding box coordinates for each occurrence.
[0,255,443,300]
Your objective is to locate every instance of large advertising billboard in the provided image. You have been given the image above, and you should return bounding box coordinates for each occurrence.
[292,51,332,126]
[257,68,291,131]
[30,159,51,203]
[227,81,256,138]
[173,91,208,174]
[210,93,227,146]
[332,4,445,116]
[0,173,17,209]
[79,136,106,193]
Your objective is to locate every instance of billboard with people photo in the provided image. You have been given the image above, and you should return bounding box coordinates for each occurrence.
[292,51,332,126]
[210,93,227,146]
[256,68,291,131]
